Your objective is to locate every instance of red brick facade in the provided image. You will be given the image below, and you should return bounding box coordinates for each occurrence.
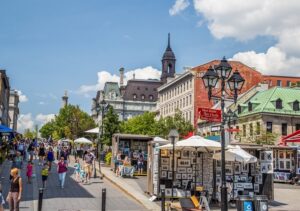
[191,60,300,127]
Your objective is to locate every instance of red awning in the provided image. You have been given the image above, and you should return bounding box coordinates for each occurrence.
[280,130,300,146]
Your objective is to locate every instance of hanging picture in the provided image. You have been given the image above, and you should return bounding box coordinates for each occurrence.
[216,160,221,168]
[160,184,166,190]
[161,171,167,178]
[182,174,188,179]
[177,168,187,174]
[161,150,168,157]
[254,184,259,193]
[216,168,221,176]
[182,151,190,158]
[182,180,188,186]
[168,172,173,180]
[250,163,255,173]
[187,168,193,174]
[234,163,241,174]
[260,151,265,161]
[216,177,221,184]
[192,158,197,164]
[242,164,249,173]
[176,173,182,180]
[265,151,273,161]
[178,159,191,167]
[258,174,263,184]
[176,151,181,157]
[169,158,177,171]
[261,163,273,173]
[244,183,253,189]
[240,176,247,182]
[161,158,169,165]
[161,165,169,171]
[165,189,172,197]
[225,167,233,175]
[187,174,193,180]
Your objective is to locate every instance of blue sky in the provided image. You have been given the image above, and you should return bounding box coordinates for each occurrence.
[0,0,299,131]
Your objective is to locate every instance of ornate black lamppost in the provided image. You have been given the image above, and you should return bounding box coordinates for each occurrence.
[202,57,244,211]
[168,129,179,202]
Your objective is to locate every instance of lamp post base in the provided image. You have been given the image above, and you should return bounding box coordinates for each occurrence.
[221,186,228,211]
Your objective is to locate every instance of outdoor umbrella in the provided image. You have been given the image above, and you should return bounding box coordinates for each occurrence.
[213,145,257,200]
[74,137,93,145]
[153,137,169,144]
[85,127,99,134]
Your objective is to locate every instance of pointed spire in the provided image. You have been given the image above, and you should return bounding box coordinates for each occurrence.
[168,33,170,48]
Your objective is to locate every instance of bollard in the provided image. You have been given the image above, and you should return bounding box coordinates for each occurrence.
[161,189,165,211]
[101,188,106,211]
[38,188,44,211]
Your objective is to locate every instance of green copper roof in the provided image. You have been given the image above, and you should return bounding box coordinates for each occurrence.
[238,87,300,117]
[103,82,120,97]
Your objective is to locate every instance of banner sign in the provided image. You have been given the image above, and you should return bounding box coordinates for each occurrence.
[198,107,221,122]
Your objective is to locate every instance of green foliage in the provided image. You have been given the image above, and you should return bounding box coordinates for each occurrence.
[23,129,35,139]
[39,105,96,140]
[120,110,194,138]
[105,152,112,165]
[255,131,278,145]
[102,106,120,145]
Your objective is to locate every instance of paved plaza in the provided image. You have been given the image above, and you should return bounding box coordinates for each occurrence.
[0,159,145,211]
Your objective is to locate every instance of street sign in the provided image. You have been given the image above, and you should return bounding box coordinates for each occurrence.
[198,107,221,122]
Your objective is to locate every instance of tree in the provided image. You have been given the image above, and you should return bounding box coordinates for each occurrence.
[255,131,278,145]
[23,129,35,139]
[39,104,96,140]
[102,106,120,145]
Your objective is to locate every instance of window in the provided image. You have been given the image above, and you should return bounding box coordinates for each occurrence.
[256,122,261,135]
[137,87,140,90]
[296,124,300,131]
[287,81,291,87]
[141,94,145,100]
[250,123,253,136]
[248,102,252,112]
[149,95,153,101]
[183,98,185,107]
[190,95,192,105]
[238,105,242,114]
[145,87,148,91]
[186,96,189,106]
[293,100,299,111]
[243,125,246,137]
[277,80,282,86]
[276,98,282,109]
[133,94,137,100]
[236,126,240,135]
[267,122,272,133]
[282,123,287,136]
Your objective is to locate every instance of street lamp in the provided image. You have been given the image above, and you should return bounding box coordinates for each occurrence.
[94,93,108,179]
[168,129,179,202]
[202,57,244,211]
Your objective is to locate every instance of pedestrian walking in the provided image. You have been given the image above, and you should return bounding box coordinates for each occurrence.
[41,163,49,189]
[6,168,22,211]
[74,158,81,182]
[27,140,35,162]
[83,149,94,184]
[26,161,33,184]
[57,157,68,189]
[137,150,144,175]
[38,143,46,165]
[46,147,54,171]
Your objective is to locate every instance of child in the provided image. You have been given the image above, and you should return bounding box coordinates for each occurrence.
[74,158,81,182]
[26,161,33,184]
[79,169,86,183]
[41,163,49,188]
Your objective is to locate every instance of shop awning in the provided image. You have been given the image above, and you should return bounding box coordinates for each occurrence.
[0,124,14,133]
[280,130,300,146]
[213,145,257,164]
[85,127,99,134]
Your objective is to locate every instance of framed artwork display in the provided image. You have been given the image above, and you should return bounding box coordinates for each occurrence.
[168,172,173,180]
[187,168,193,174]
[161,158,169,165]
[240,176,247,182]
[176,151,181,157]
[258,174,263,184]
[244,183,253,189]
[182,174,188,179]
[176,173,182,180]
[182,151,190,158]
[242,164,249,173]
[216,177,221,184]
[187,174,193,180]
[161,171,167,178]
[234,163,241,174]
[191,158,197,164]
[161,150,168,157]
[160,184,165,190]
[165,189,172,197]
[161,165,169,171]
[254,184,259,193]
[177,168,187,174]
[236,183,244,188]
[182,180,188,186]
[225,167,233,175]
[216,168,221,176]
[178,159,191,167]
[216,160,221,168]
[169,158,177,171]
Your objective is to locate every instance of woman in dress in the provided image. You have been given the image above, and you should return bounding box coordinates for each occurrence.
[57,156,68,188]
[46,147,54,171]
[6,168,22,211]
[38,143,46,166]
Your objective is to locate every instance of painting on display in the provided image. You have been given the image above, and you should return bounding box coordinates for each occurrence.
[234,163,241,174]
[261,163,273,173]
[178,159,191,167]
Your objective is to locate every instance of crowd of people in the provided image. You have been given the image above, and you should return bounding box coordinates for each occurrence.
[0,138,96,211]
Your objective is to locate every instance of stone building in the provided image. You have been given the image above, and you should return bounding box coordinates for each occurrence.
[235,87,300,144]
[0,70,10,126]
[9,90,19,131]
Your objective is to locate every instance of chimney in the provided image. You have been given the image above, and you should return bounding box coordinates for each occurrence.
[119,67,124,87]
[133,72,136,80]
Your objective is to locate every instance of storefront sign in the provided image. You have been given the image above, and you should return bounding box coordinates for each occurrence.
[211,126,220,132]
[198,107,221,122]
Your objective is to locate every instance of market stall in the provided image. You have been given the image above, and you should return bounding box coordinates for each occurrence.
[111,133,152,175]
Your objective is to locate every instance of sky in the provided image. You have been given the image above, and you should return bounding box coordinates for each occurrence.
[1,0,300,132]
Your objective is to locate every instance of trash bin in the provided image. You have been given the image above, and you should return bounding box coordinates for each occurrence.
[236,195,254,211]
[254,195,268,211]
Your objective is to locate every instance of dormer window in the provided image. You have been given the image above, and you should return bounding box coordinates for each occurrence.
[141,94,145,100]
[248,102,252,112]
[238,105,241,114]
[149,95,153,101]
[293,100,299,111]
[276,98,282,109]
[133,94,137,100]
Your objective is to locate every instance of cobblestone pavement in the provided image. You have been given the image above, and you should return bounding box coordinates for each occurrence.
[0,159,146,211]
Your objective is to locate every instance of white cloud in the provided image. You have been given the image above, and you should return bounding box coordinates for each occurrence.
[16,90,28,102]
[35,113,55,125]
[192,0,300,75]
[38,101,45,105]
[17,113,34,132]
[78,66,161,95]
[169,0,190,16]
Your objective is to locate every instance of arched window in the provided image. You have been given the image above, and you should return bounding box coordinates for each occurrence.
[149,95,153,101]
[276,98,282,109]
[168,63,172,74]
[141,94,145,100]
[133,94,137,100]
[248,102,252,112]
[293,100,299,111]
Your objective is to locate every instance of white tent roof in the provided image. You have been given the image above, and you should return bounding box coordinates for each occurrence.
[159,135,221,152]
[153,137,169,144]
[213,145,257,164]
[74,137,93,144]
[85,127,99,134]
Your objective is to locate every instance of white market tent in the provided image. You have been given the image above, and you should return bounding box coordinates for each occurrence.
[85,127,99,134]
[74,137,93,145]
[153,136,169,144]
[213,145,257,164]
[176,135,221,152]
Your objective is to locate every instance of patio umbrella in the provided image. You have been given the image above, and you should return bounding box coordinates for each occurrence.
[74,137,93,145]
[85,127,99,134]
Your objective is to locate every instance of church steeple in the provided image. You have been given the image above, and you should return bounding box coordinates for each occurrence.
[161,33,176,84]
